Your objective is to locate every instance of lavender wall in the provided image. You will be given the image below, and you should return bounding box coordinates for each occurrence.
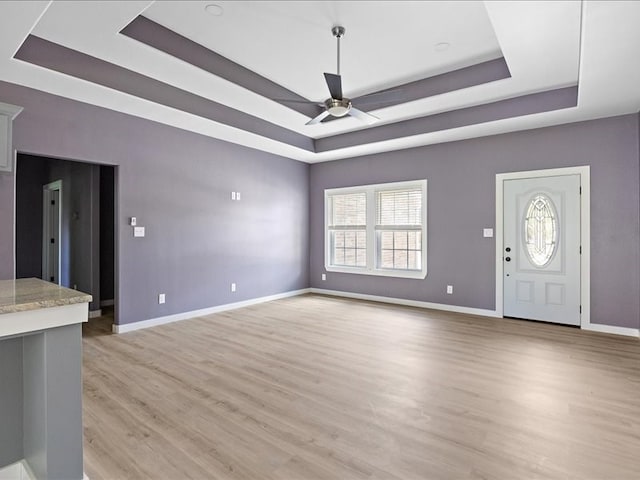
[15,155,48,279]
[310,114,640,330]
[1,79,637,331]
[0,81,309,326]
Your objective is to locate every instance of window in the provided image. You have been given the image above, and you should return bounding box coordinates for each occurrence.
[327,192,367,268]
[325,180,427,279]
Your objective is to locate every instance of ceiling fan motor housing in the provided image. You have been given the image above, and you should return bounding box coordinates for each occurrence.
[325,98,351,117]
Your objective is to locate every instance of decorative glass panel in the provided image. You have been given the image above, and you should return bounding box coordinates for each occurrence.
[523,194,558,267]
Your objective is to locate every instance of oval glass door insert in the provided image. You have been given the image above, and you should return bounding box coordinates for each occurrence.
[523,194,558,267]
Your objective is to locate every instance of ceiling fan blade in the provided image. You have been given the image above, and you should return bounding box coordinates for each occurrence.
[353,88,404,106]
[348,107,379,125]
[324,73,343,100]
[305,110,331,125]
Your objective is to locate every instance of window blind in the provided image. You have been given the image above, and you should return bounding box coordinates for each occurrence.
[376,188,423,271]
[328,192,367,268]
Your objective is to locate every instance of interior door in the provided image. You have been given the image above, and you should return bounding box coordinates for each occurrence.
[503,174,581,325]
[42,181,61,285]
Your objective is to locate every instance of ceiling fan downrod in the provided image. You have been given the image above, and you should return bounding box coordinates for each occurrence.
[302,24,380,125]
[332,26,345,75]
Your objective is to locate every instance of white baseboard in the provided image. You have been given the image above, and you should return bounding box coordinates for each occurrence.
[100,299,114,307]
[0,460,35,480]
[109,286,639,338]
[310,288,500,318]
[0,461,23,480]
[583,322,639,337]
[0,460,89,480]
[311,288,639,338]
[88,309,102,319]
[113,289,311,334]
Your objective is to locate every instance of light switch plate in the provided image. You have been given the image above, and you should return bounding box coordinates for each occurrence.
[134,226,145,237]
[483,228,494,238]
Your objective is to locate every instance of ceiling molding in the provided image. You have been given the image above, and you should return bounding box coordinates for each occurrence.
[14,34,315,152]
[14,32,576,155]
[315,86,579,152]
[121,15,511,122]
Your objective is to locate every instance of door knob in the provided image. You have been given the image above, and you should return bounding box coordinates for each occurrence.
[505,257,511,262]
[505,247,511,252]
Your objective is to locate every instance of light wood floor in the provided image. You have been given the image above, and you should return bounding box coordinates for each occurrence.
[82,295,640,479]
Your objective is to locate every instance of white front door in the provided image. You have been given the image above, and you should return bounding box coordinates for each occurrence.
[503,174,581,325]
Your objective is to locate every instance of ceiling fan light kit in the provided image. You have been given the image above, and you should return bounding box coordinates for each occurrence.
[325,98,351,117]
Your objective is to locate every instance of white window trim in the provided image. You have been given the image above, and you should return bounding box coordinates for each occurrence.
[324,179,427,279]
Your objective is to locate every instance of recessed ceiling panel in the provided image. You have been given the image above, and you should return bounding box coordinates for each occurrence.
[141,1,503,100]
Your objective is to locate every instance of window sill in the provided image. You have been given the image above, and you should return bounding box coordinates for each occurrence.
[325,266,427,279]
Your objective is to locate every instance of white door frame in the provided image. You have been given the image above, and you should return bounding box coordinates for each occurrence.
[42,179,62,285]
[495,166,590,329]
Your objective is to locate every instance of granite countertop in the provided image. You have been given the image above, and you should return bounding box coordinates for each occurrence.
[0,278,92,315]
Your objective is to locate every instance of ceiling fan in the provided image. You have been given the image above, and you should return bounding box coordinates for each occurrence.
[279,26,403,126]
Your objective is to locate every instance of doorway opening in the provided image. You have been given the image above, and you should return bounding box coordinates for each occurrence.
[15,153,117,328]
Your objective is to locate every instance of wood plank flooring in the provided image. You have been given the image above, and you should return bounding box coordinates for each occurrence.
[82,295,640,479]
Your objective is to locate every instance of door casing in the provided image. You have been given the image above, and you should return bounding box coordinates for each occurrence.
[495,166,590,329]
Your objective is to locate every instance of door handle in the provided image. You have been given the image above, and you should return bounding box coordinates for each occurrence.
[505,257,511,262]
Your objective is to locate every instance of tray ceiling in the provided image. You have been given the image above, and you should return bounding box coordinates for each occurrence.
[0,1,639,163]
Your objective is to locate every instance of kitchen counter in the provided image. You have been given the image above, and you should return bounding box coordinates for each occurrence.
[0,278,91,338]
[0,278,90,479]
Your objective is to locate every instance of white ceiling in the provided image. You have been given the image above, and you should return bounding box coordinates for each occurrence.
[0,1,639,163]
